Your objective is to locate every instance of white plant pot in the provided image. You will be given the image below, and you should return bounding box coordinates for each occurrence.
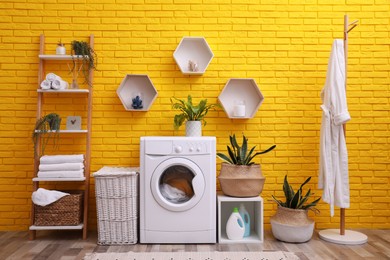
[56,46,66,55]
[185,121,202,137]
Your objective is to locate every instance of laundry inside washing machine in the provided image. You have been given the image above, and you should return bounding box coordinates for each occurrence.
[159,165,194,203]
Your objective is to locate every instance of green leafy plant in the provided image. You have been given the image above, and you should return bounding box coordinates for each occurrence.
[171,95,218,130]
[32,113,61,156]
[217,134,276,165]
[70,40,97,87]
[272,175,321,213]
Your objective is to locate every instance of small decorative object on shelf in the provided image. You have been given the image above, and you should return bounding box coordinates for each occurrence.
[217,133,276,197]
[131,94,143,109]
[171,95,218,137]
[233,100,246,117]
[66,116,81,130]
[270,175,321,243]
[188,60,198,72]
[56,40,66,55]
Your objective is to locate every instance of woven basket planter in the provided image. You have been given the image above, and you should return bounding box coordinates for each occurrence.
[218,163,265,197]
[270,206,314,243]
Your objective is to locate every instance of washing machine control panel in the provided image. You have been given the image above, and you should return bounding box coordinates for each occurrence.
[172,140,210,155]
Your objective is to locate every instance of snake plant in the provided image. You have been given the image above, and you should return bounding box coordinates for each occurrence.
[171,95,218,130]
[272,175,321,212]
[217,134,276,166]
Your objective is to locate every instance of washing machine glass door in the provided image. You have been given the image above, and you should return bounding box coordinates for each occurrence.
[151,157,205,212]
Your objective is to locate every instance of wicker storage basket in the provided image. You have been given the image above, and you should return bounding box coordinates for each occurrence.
[34,192,83,226]
[218,163,266,197]
[93,166,139,245]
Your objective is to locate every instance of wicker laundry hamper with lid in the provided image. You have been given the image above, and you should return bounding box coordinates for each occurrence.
[93,166,139,245]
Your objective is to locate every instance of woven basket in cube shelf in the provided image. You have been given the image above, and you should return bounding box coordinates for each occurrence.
[34,192,83,226]
[93,166,139,245]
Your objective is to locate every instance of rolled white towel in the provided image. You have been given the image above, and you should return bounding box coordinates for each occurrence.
[37,170,84,178]
[46,72,62,82]
[40,154,84,164]
[40,79,51,90]
[39,162,84,171]
[61,80,69,89]
[32,188,70,206]
[51,79,62,90]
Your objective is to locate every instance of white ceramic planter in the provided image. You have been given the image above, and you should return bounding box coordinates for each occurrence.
[185,121,202,137]
[56,46,66,55]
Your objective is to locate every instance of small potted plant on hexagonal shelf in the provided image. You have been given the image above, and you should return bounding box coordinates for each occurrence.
[171,95,218,137]
[217,133,276,197]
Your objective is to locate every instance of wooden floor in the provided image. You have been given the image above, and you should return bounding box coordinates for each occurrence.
[0,229,389,260]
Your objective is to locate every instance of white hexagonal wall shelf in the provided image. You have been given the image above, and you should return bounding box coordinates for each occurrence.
[173,36,214,75]
[218,78,264,119]
[117,74,158,111]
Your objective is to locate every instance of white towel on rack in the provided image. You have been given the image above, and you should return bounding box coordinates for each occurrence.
[40,154,84,164]
[319,39,351,217]
[32,188,69,206]
[46,72,61,82]
[39,162,84,171]
[40,79,51,90]
[37,170,84,178]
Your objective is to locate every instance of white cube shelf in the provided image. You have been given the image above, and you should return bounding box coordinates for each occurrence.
[218,78,264,119]
[217,194,264,244]
[173,37,214,75]
[117,74,158,111]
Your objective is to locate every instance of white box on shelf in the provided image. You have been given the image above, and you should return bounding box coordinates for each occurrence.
[217,194,264,244]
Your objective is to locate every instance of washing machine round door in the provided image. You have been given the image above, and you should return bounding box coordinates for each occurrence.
[151,157,205,212]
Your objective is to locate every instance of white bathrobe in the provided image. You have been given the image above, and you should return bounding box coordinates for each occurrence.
[319,39,351,217]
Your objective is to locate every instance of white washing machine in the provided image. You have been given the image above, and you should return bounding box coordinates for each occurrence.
[140,136,216,244]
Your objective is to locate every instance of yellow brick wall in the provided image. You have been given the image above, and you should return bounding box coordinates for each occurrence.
[0,1,389,231]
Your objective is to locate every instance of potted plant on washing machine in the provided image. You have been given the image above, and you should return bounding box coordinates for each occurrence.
[171,95,218,137]
[217,133,276,197]
[270,175,321,243]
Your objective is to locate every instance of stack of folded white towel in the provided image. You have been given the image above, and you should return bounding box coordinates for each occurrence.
[38,154,84,178]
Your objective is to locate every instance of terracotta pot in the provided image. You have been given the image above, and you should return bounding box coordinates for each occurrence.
[218,163,265,197]
[270,206,314,243]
